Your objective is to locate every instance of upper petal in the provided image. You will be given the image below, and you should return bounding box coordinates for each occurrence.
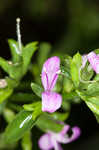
[41,56,60,90]
[42,91,62,113]
[87,52,99,74]
[38,133,53,150]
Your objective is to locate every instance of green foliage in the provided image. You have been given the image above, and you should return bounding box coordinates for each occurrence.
[8,39,22,63]
[31,82,43,98]
[4,110,36,143]
[22,42,38,74]
[0,88,13,104]
[36,113,64,133]
[21,131,32,150]
[37,42,51,69]
[70,53,82,88]
[0,40,38,81]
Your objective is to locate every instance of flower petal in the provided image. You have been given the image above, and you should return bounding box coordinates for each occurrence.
[38,133,53,150]
[42,91,62,113]
[51,139,63,150]
[64,126,81,144]
[41,56,60,90]
[82,55,87,68]
[87,52,99,74]
[54,125,70,143]
[60,125,70,135]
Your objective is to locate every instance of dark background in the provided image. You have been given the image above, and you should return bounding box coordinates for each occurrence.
[0,0,99,149]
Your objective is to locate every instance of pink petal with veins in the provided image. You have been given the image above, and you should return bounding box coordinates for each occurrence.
[41,56,60,91]
[42,91,62,113]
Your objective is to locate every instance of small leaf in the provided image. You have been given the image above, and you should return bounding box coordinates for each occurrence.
[80,61,93,81]
[8,63,23,80]
[4,110,36,143]
[23,101,41,111]
[36,113,64,133]
[61,55,72,78]
[0,57,11,74]
[31,82,43,97]
[71,53,82,87]
[0,88,13,104]
[22,42,38,74]
[38,42,51,68]
[0,57,23,80]
[21,131,32,150]
[3,108,15,123]
[8,39,21,63]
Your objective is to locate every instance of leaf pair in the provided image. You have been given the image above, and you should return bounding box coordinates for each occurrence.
[0,40,38,81]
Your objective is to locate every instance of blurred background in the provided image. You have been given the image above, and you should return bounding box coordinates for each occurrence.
[0,0,99,149]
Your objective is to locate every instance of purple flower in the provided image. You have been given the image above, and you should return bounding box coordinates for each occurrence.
[87,52,99,74]
[41,56,62,113]
[38,125,81,150]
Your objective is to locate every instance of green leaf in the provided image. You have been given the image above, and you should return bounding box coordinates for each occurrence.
[31,82,43,98]
[21,131,32,150]
[24,102,42,120]
[62,91,81,105]
[8,63,23,80]
[0,88,13,104]
[94,113,99,123]
[3,108,15,123]
[8,39,21,63]
[49,112,69,121]
[10,93,38,103]
[0,134,17,149]
[85,101,99,115]
[63,78,74,93]
[0,57,23,80]
[22,42,38,74]
[80,61,93,81]
[23,101,41,111]
[0,101,6,114]
[4,110,36,143]
[61,55,72,78]
[38,42,51,68]
[6,77,19,88]
[0,57,11,74]
[70,53,82,87]
[85,82,99,96]
[36,113,64,133]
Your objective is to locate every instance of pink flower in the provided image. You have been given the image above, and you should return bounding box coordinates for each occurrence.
[38,125,81,150]
[82,52,99,74]
[41,56,62,113]
[87,52,99,74]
